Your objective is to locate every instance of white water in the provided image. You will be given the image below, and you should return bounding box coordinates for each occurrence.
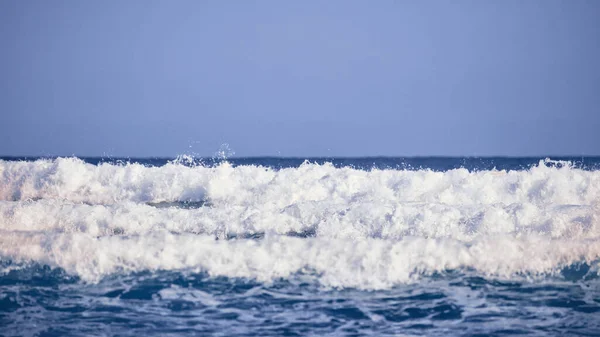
[1,158,599,289]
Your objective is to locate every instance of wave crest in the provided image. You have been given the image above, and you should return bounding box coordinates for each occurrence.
[1,158,599,288]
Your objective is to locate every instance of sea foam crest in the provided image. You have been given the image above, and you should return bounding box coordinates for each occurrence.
[0,158,599,288]
[0,231,598,288]
[1,157,599,205]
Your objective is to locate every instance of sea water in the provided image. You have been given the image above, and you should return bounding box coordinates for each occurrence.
[0,156,599,336]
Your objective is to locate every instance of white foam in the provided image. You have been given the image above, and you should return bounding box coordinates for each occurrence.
[0,231,598,289]
[158,284,221,306]
[0,158,210,203]
[1,158,599,206]
[0,199,598,240]
[1,158,600,289]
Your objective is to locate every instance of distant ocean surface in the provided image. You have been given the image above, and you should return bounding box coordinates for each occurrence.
[1,156,600,336]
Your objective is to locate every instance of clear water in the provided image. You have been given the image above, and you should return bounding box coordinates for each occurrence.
[1,156,599,336]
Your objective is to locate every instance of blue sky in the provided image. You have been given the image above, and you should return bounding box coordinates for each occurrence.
[1,1,599,157]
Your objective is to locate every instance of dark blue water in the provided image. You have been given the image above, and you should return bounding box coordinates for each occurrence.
[2,266,599,337]
[3,155,600,171]
[1,157,599,336]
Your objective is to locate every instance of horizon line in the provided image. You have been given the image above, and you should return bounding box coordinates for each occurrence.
[1,154,599,159]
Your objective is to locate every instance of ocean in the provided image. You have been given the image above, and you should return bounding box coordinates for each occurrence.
[1,156,599,336]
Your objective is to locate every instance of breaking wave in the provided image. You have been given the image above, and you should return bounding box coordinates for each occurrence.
[1,158,599,289]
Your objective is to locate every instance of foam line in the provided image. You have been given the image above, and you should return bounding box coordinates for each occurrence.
[0,231,598,289]
[1,158,599,205]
